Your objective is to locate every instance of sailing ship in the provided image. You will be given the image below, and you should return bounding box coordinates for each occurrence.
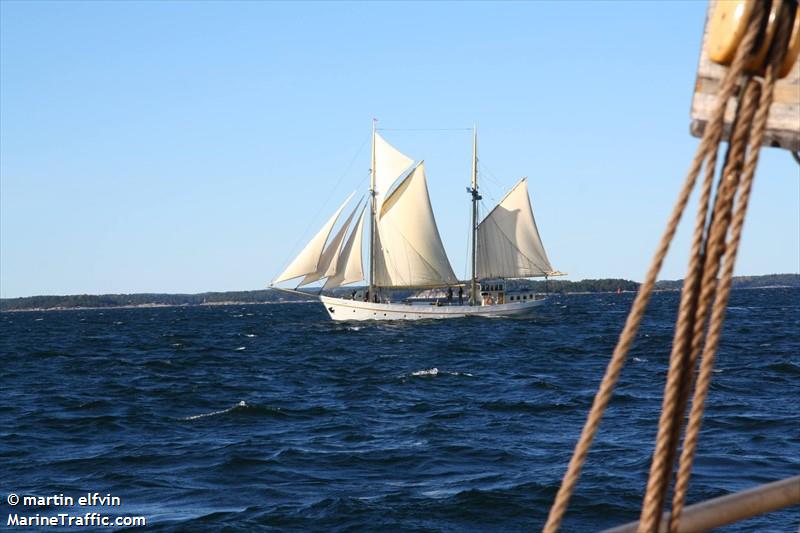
[271,124,564,320]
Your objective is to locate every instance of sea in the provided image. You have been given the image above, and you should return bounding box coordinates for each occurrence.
[1,288,798,532]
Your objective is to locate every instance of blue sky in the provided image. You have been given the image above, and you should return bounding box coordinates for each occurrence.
[1,1,797,298]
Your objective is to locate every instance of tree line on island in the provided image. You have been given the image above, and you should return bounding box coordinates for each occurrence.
[1,274,797,312]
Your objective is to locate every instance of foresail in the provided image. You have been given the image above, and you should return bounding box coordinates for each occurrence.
[274,192,354,284]
[298,199,362,287]
[373,162,458,288]
[476,178,554,279]
[324,205,367,289]
[374,133,414,212]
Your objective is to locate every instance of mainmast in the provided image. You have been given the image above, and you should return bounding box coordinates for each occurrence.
[368,119,377,299]
[468,125,480,305]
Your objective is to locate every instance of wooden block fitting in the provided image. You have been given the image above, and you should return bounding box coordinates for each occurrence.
[691,0,800,152]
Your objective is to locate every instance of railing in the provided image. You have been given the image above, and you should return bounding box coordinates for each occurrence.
[601,475,800,533]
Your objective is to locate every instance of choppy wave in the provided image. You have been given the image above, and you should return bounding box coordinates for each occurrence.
[2,288,798,532]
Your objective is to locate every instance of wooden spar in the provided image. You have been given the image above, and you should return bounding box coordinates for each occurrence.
[690,0,800,152]
[601,475,800,533]
[269,286,318,300]
[369,119,377,298]
[468,125,480,306]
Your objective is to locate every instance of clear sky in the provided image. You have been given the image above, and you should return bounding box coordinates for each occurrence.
[1,1,797,298]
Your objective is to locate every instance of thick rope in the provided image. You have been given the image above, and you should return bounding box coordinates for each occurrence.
[639,77,763,532]
[542,6,765,531]
[636,103,740,528]
[668,11,793,530]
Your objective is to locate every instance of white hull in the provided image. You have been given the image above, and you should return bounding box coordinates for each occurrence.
[319,295,545,321]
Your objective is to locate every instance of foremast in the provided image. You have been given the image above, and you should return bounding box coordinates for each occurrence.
[468,125,481,306]
[368,119,377,300]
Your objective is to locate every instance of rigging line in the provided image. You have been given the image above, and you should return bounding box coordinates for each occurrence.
[376,127,472,132]
[479,185,500,206]
[478,162,508,193]
[476,164,504,204]
[273,134,370,283]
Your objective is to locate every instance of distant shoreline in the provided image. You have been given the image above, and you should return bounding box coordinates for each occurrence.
[3,276,797,313]
[0,299,320,313]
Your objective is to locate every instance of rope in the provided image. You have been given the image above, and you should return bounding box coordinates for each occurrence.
[667,10,794,531]
[542,5,768,531]
[640,77,763,532]
[273,135,370,284]
[376,127,472,131]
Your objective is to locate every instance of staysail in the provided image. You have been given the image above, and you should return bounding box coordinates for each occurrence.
[273,192,354,284]
[373,162,458,288]
[476,178,554,279]
[298,199,362,287]
[324,205,367,289]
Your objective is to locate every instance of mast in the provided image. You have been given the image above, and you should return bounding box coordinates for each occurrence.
[468,125,480,305]
[368,118,377,299]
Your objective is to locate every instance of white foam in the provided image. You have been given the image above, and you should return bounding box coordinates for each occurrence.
[235,346,246,351]
[183,401,247,421]
[245,334,257,338]
[408,368,473,378]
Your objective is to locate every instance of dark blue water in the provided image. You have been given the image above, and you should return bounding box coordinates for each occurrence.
[1,288,798,532]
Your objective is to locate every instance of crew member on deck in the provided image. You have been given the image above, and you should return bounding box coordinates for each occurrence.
[458,286,463,305]
[447,287,453,303]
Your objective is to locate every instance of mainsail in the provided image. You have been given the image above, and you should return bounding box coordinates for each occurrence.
[476,178,554,279]
[324,205,367,289]
[373,162,458,288]
[273,192,354,284]
[298,199,362,287]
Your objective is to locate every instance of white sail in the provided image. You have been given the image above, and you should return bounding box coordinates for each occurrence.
[373,162,458,288]
[476,178,554,279]
[273,192,354,284]
[324,205,367,289]
[298,200,362,287]
[374,133,414,211]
